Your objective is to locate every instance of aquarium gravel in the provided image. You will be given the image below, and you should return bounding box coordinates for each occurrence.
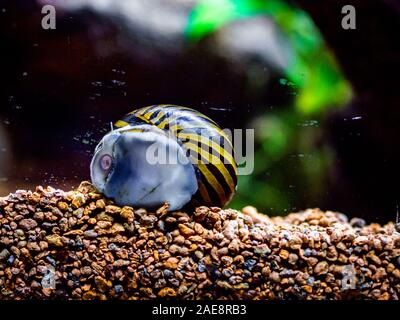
[0,182,399,300]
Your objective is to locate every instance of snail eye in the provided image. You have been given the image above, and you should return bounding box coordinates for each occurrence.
[100,154,113,171]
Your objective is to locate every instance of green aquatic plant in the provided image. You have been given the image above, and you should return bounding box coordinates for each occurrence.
[229,110,334,214]
[186,0,352,213]
[186,0,352,114]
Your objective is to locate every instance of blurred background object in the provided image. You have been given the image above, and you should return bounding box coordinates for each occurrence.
[0,124,11,189]
[0,0,398,222]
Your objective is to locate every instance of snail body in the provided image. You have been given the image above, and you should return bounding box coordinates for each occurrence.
[91,105,237,210]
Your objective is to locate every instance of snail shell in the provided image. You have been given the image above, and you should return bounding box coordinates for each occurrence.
[91,105,237,210]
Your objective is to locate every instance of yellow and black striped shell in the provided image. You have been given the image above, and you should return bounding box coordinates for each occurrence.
[91,104,237,210]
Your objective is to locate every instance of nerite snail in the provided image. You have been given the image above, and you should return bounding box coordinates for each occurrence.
[91,105,238,211]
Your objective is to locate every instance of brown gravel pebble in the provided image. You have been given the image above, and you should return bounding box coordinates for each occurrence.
[0,182,399,300]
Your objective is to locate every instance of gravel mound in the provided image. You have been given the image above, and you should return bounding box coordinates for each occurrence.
[0,182,399,300]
